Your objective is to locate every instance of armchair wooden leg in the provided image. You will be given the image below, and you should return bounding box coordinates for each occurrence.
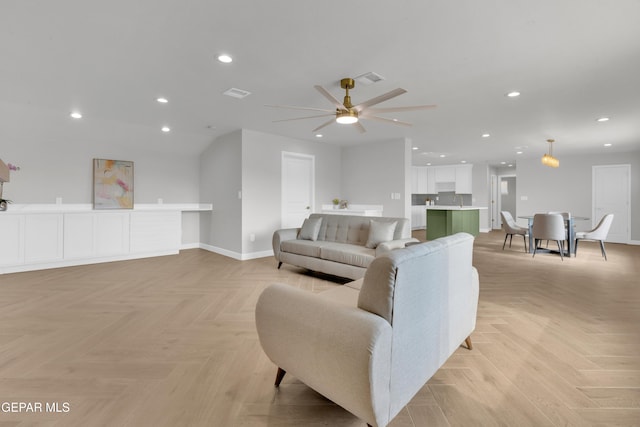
[277,261,283,269]
[465,336,473,350]
[274,367,286,387]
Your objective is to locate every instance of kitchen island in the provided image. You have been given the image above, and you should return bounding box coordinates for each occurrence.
[426,206,487,240]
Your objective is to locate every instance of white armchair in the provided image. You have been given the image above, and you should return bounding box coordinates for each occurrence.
[255,233,479,427]
[575,214,614,260]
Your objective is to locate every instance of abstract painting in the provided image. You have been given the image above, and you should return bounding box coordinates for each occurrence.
[93,159,134,209]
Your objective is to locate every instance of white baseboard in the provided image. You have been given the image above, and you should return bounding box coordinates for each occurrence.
[198,244,273,260]
[180,243,201,250]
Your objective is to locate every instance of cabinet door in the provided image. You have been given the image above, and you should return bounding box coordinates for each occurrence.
[426,168,436,193]
[0,215,25,266]
[417,167,429,193]
[24,214,64,263]
[95,213,130,256]
[130,211,181,253]
[455,165,473,194]
[64,213,96,259]
[411,167,419,193]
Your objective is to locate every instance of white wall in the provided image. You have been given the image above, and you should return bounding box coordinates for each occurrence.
[0,102,204,245]
[241,129,342,256]
[199,130,243,253]
[516,150,640,240]
[341,138,411,218]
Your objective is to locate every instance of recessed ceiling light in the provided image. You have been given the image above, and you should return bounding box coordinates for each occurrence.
[70,112,82,119]
[218,54,233,63]
[516,151,523,154]
[604,143,612,147]
[439,154,446,158]
[461,160,467,164]
[500,161,506,165]
[508,164,513,167]
[426,163,432,166]
[506,91,521,97]
[596,117,610,122]
[157,97,168,103]
[412,146,419,150]
[482,133,490,138]
[315,134,323,138]
[161,126,170,132]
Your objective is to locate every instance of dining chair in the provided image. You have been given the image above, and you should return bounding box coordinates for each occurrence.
[547,211,571,250]
[532,213,566,260]
[575,214,614,260]
[500,211,527,252]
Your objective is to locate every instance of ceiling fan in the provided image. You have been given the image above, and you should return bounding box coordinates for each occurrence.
[267,77,436,133]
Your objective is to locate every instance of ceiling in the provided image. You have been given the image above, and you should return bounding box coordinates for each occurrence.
[2,0,640,166]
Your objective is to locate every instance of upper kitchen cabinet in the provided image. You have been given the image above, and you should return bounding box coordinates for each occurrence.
[454,164,473,194]
[413,164,473,194]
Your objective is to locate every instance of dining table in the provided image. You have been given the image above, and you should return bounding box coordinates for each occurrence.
[518,215,589,257]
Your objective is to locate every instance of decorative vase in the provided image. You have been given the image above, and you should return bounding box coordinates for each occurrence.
[0,201,7,211]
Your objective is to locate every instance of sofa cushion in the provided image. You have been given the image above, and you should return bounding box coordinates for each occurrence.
[365,220,397,249]
[299,217,322,241]
[281,239,326,258]
[320,242,375,268]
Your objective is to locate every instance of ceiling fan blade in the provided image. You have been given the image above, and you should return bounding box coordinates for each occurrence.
[353,121,366,133]
[265,104,335,113]
[353,88,407,111]
[367,104,437,113]
[273,114,335,123]
[314,85,346,110]
[312,118,336,133]
[360,114,412,127]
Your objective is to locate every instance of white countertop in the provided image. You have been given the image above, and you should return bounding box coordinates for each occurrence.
[1,203,213,214]
[424,205,488,211]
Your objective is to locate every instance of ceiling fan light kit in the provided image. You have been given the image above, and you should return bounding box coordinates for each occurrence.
[269,77,436,133]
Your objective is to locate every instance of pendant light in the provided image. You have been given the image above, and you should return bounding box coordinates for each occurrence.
[541,139,559,168]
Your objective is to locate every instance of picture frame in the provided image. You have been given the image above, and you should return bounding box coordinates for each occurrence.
[93,159,134,209]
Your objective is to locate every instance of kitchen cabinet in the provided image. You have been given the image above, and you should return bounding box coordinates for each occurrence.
[455,164,473,194]
[411,166,429,193]
[411,205,426,229]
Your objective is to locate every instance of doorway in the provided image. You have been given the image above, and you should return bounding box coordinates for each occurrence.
[281,152,315,228]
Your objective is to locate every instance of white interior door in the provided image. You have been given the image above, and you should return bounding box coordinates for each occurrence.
[490,174,499,229]
[282,152,315,228]
[593,164,630,243]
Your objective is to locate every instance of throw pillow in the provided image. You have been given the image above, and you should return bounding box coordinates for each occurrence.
[365,220,397,249]
[298,217,322,241]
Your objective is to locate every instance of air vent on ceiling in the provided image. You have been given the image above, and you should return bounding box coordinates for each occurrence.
[354,72,385,86]
[223,88,251,99]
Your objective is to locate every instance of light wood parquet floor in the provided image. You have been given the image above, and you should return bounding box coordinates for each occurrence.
[0,231,638,426]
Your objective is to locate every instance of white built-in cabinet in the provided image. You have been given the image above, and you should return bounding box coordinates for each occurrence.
[411,164,473,194]
[0,209,183,274]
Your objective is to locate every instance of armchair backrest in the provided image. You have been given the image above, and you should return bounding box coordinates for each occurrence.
[500,211,520,233]
[357,232,477,415]
[587,213,614,240]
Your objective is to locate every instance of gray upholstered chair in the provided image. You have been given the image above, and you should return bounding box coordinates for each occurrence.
[255,233,479,427]
[548,211,571,250]
[532,213,566,260]
[575,214,614,260]
[500,211,527,252]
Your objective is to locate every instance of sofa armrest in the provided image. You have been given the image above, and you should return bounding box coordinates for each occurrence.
[376,238,420,256]
[272,228,300,260]
[255,283,393,426]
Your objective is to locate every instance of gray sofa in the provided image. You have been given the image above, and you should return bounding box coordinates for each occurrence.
[272,213,418,280]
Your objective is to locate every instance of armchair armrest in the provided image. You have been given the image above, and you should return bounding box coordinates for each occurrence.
[255,283,392,425]
[376,238,420,256]
[272,228,300,260]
